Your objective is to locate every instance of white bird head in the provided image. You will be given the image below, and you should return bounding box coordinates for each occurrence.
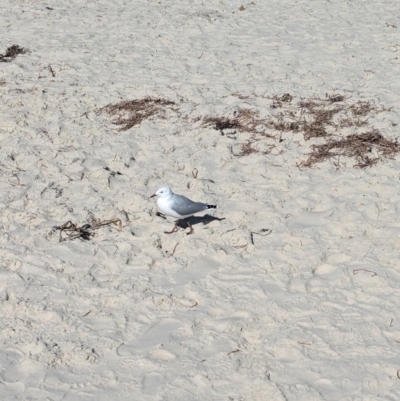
[150,186,173,198]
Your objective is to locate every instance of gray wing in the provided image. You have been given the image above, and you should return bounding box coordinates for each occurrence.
[171,194,209,216]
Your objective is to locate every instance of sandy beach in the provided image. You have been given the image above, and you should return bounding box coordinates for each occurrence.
[1,0,400,400]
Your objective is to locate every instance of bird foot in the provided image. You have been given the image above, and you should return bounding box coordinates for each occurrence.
[186,221,194,235]
[164,220,194,235]
[165,221,179,234]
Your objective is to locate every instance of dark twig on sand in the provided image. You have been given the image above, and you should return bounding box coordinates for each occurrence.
[0,45,27,62]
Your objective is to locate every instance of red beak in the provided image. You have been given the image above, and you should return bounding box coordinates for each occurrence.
[150,194,157,198]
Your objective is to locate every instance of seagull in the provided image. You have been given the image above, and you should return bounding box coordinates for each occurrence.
[150,186,217,235]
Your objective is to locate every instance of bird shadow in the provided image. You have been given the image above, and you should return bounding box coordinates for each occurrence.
[177,214,225,229]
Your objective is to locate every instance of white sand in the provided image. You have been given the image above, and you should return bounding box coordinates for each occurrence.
[1,0,400,400]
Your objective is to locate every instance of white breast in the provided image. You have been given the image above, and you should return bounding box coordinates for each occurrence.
[157,196,184,219]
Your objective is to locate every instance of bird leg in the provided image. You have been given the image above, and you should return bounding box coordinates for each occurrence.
[186,219,194,235]
[165,220,194,235]
[164,220,180,234]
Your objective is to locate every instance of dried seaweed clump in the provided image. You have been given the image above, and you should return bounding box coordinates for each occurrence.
[299,130,399,168]
[0,45,27,62]
[270,93,293,109]
[237,140,259,157]
[54,213,122,242]
[203,108,273,137]
[265,93,391,141]
[99,97,176,131]
[266,93,348,140]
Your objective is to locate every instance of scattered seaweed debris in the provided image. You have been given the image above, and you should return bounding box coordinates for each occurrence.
[267,93,345,140]
[0,45,27,62]
[270,93,293,109]
[203,108,273,136]
[203,114,239,134]
[349,100,375,117]
[264,93,398,168]
[266,94,392,141]
[237,140,259,156]
[99,92,397,169]
[55,213,122,242]
[299,130,399,168]
[98,97,176,131]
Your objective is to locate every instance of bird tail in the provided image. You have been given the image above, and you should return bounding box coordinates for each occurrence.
[207,205,217,209]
